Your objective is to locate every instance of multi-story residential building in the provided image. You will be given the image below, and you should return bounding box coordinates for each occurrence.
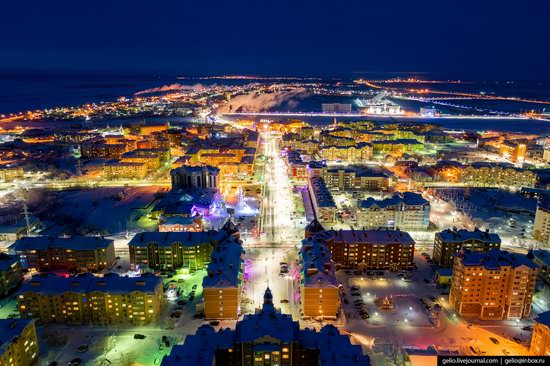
[371,139,423,154]
[0,166,24,182]
[300,239,339,319]
[18,273,163,325]
[161,288,370,366]
[11,236,115,273]
[322,168,389,191]
[0,253,23,297]
[449,249,538,320]
[531,310,550,356]
[461,162,536,188]
[319,143,373,163]
[311,228,415,270]
[500,141,527,163]
[528,249,550,284]
[307,177,336,224]
[121,150,161,172]
[0,319,39,366]
[101,161,148,180]
[357,192,430,230]
[533,199,550,246]
[170,165,220,190]
[129,221,238,272]
[81,142,126,159]
[203,236,245,319]
[433,228,501,266]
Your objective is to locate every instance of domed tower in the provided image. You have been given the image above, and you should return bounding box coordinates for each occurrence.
[263,287,273,305]
[304,218,325,239]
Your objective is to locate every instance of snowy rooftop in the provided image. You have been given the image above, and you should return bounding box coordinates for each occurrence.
[0,253,19,272]
[202,237,244,288]
[458,249,538,270]
[128,230,230,248]
[20,273,162,295]
[529,249,550,268]
[309,177,336,208]
[0,319,35,354]
[437,227,501,244]
[358,192,429,209]
[300,325,371,366]
[535,310,550,327]
[300,239,338,287]
[12,236,113,252]
[314,229,415,246]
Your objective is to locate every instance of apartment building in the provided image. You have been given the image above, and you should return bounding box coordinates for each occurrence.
[18,273,163,325]
[319,143,373,163]
[11,236,115,273]
[461,162,536,189]
[308,177,337,225]
[300,239,339,319]
[129,221,238,272]
[0,253,23,297]
[0,319,39,366]
[170,165,220,190]
[433,228,501,266]
[312,228,415,270]
[533,200,550,246]
[322,168,389,191]
[357,192,430,230]
[202,236,245,319]
[531,311,550,356]
[449,249,538,320]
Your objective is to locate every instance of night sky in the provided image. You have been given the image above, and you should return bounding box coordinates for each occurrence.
[1,0,549,80]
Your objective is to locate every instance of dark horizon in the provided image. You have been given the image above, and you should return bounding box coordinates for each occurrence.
[2,0,550,81]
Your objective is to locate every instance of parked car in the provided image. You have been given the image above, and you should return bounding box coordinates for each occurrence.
[209,320,220,326]
[134,334,146,340]
[351,292,361,296]
[68,358,82,366]
[280,299,289,304]
[76,344,88,353]
[489,337,499,345]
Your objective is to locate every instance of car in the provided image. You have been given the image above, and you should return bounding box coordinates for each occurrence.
[354,299,364,304]
[192,284,198,290]
[345,270,353,275]
[502,349,510,356]
[376,271,384,276]
[76,344,88,353]
[440,290,450,295]
[280,299,289,304]
[366,271,375,276]
[522,326,533,331]
[361,313,370,319]
[193,313,204,319]
[419,298,426,305]
[209,320,220,326]
[351,292,361,296]
[134,334,146,340]
[343,298,349,304]
[469,346,479,355]
[350,286,360,291]
[425,305,432,311]
[48,362,58,366]
[177,300,187,306]
[513,337,522,344]
[68,358,82,366]
[280,262,287,265]
[489,337,499,345]
[430,296,438,302]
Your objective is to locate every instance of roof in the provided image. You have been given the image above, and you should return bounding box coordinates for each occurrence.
[160,325,220,366]
[358,192,429,209]
[529,249,550,268]
[309,177,336,208]
[314,229,415,246]
[202,237,244,288]
[437,228,501,244]
[535,310,550,327]
[12,236,113,252]
[457,249,538,270]
[0,253,20,272]
[300,325,371,366]
[20,273,162,295]
[0,319,35,354]
[300,239,338,287]
[128,230,229,248]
